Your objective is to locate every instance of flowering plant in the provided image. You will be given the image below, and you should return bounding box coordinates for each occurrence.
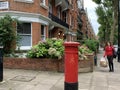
[78,45,93,60]
[27,38,64,60]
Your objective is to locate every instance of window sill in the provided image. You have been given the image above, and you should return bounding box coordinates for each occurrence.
[14,0,34,3]
[16,46,31,50]
[40,3,48,10]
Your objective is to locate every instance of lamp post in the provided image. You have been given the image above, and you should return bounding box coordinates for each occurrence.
[118,0,120,62]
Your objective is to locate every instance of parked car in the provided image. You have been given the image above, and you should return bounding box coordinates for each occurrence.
[113,45,118,58]
[113,45,118,52]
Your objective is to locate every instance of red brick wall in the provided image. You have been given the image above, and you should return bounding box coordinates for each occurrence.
[32,22,40,45]
[32,23,48,45]
[4,54,94,73]
[7,0,48,16]
[4,58,60,71]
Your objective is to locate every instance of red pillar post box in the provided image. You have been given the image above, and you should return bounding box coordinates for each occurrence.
[64,42,80,90]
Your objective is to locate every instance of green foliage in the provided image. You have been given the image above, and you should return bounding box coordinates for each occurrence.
[78,45,93,60]
[0,15,18,54]
[84,39,99,52]
[95,0,117,44]
[27,38,94,60]
[92,0,101,4]
[27,38,64,60]
[79,45,93,54]
[93,0,117,44]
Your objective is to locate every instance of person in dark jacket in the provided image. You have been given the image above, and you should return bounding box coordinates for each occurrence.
[104,42,115,72]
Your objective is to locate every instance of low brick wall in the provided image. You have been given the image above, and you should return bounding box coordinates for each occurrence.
[3,54,94,73]
[78,54,94,73]
[4,58,61,71]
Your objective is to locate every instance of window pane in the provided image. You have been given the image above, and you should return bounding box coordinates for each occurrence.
[17,23,31,34]
[18,35,31,46]
[17,22,31,46]
[41,25,44,35]
[41,25,46,41]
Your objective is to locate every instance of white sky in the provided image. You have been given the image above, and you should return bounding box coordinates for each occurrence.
[84,0,100,35]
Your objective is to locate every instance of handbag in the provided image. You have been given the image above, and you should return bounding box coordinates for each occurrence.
[113,49,117,58]
[100,57,108,67]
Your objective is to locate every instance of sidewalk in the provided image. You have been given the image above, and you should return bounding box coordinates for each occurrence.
[0,48,120,90]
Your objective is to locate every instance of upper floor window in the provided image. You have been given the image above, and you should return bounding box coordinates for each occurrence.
[40,0,45,6]
[57,6,61,19]
[71,16,74,28]
[40,0,48,9]
[49,2,52,13]
[14,0,34,3]
[70,14,72,26]
[62,11,68,23]
[41,25,46,41]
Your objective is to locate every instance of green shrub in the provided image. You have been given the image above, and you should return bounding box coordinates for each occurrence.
[78,45,93,60]
[0,15,19,54]
[84,39,99,52]
[27,38,64,60]
[27,38,94,60]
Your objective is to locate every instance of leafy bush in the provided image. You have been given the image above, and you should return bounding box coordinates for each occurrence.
[84,39,99,52]
[0,15,19,54]
[78,45,93,60]
[27,38,94,60]
[27,38,64,60]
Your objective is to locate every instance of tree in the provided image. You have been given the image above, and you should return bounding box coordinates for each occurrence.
[92,0,117,44]
[0,15,18,54]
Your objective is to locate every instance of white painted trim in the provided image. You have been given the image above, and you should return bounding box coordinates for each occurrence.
[16,46,32,50]
[0,46,3,49]
[17,22,32,50]
[16,16,48,25]
[0,11,49,25]
[55,1,62,7]
[40,3,48,10]
[72,33,77,36]
[14,0,34,3]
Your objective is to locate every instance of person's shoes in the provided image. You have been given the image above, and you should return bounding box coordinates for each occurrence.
[109,70,112,72]
[111,70,114,72]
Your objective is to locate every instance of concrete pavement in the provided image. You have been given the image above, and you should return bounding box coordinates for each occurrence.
[0,48,120,90]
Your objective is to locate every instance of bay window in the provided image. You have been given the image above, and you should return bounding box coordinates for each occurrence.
[17,22,32,50]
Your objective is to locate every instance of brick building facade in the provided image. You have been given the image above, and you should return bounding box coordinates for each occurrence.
[77,0,96,41]
[0,0,96,50]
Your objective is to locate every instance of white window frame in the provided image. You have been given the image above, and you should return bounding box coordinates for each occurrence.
[41,25,46,41]
[57,6,61,19]
[63,11,68,23]
[40,0,45,5]
[40,0,48,9]
[16,22,32,50]
[49,2,52,13]
[14,0,34,3]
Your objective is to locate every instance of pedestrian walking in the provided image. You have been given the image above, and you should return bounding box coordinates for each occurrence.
[103,42,115,72]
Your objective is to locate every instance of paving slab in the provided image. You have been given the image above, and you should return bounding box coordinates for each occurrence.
[0,48,120,90]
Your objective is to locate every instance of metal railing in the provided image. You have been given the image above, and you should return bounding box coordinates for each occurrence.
[49,12,69,29]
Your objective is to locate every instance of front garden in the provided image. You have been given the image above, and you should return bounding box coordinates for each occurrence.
[0,15,99,73]
[4,38,99,73]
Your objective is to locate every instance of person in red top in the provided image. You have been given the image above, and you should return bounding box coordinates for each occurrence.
[104,42,114,72]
